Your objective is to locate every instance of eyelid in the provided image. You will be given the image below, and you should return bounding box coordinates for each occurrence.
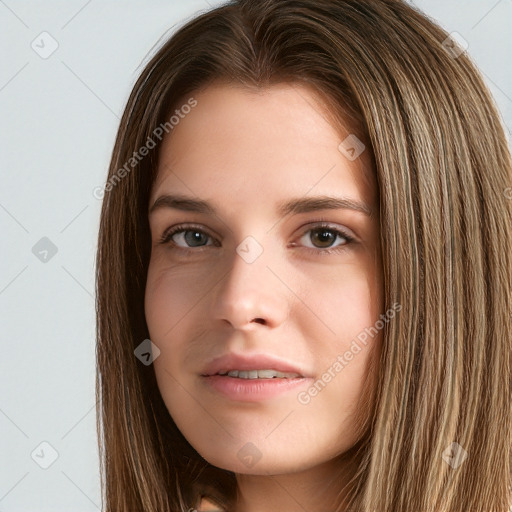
[296,218,358,241]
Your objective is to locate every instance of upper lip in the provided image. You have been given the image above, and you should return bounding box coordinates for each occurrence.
[201,352,309,377]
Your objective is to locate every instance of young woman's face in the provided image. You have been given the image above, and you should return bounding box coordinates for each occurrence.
[145,82,383,475]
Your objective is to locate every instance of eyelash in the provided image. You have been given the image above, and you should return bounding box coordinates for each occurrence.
[158,221,355,256]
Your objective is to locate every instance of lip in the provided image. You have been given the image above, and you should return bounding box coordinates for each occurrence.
[201,374,311,401]
[200,352,310,378]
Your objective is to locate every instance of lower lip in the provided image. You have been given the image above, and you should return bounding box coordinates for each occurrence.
[201,375,311,401]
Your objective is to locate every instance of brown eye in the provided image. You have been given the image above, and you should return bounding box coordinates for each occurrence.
[310,228,338,248]
[297,223,355,254]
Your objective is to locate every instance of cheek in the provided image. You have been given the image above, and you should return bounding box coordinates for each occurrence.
[144,261,207,339]
[144,262,211,402]
[305,262,380,345]
[301,262,382,402]
[144,266,191,417]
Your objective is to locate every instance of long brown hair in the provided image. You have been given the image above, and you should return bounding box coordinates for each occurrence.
[95,0,512,510]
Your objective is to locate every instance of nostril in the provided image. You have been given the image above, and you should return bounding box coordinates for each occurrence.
[252,318,265,324]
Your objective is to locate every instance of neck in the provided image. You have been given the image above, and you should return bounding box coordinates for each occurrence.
[233,452,360,512]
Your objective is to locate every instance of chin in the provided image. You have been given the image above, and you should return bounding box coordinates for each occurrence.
[194,442,313,475]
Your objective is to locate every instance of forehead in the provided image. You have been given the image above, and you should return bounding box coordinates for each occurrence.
[151,82,376,213]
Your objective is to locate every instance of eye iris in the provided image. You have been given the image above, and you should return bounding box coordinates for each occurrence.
[312,229,335,248]
[184,230,208,247]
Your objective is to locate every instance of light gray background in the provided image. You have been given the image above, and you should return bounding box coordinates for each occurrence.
[1,1,511,510]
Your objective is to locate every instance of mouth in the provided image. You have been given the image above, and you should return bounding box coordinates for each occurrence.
[207,369,302,379]
[200,352,310,379]
[199,352,311,401]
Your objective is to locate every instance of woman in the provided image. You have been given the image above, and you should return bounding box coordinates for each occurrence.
[95,0,512,511]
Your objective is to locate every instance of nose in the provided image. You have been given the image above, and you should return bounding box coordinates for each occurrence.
[211,241,289,330]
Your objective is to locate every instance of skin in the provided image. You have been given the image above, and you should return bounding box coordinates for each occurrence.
[144,81,384,512]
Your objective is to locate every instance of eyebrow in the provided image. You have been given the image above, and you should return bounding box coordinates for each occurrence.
[149,193,373,217]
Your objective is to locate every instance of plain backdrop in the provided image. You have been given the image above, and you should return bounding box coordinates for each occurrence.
[1,1,511,510]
